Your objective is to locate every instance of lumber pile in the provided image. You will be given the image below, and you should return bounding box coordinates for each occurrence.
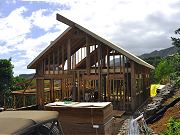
[45,102,113,135]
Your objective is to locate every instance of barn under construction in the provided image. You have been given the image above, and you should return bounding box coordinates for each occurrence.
[28,14,154,112]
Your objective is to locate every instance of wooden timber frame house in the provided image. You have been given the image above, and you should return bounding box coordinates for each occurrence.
[28,14,154,112]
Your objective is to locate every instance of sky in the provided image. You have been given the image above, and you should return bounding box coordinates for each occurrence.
[0,0,180,76]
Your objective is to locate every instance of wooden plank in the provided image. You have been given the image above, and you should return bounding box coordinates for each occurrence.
[126,57,129,103]
[94,45,97,74]
[56,13,75,27]
[36,79,44,107]
[130,61,136,111]
[82,75,99,80]
[13,95,16,109]
[98,44,102,101]
[43,74,73,80]
[107,47,110,101]
[67,39,71,71]
[50,79,54,102]
[48,55,50,74]
[58,48,60,74]
[53,51,55,74]
[122,55,125,110]
[43,58,46,75]
[86,35,90,74]
[77,71,80,101]
[62,45,64,72]
[108,74,124,80]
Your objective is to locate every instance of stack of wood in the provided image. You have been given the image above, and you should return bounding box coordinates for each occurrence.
[45,102,113,135]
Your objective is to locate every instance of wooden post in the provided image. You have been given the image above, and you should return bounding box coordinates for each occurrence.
[43,59,46,75]
[58,48,60,74]
[94,45,97,74]
[86,35,90,75]
[48,55,50,74]
[77,71,80,101]
[23,95,26,107]
[122,56,126,110]
[13,94,16,109]
[36,78,44,108]
[53,52,55,74]
[50,79,54,102]
[107,47,110,101]
[62,45,64,72]
[113,50,115,104]
[98,44,102,101]
[67,39,71,71]
[131,61,136,111]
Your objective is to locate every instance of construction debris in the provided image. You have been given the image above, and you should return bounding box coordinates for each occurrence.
[144,84,174,116]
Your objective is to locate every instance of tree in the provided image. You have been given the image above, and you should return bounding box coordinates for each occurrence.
[171,28,180,49]
[155,59,175,84]
[0,59,13,107]
[12,76,27,91]
[170,28,180,88]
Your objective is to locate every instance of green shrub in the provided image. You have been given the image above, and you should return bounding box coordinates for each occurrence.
[163,117,180,135]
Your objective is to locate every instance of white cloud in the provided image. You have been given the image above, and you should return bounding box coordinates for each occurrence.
[29,9,58,31]
[0,7,31,47]
[10,1,180,54]
[1,0,180,75]
[17,31,62,61]
[0,46,11,54]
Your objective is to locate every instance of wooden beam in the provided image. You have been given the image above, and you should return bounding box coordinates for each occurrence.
[43,74,73,80]
[77,71,80,101]
[50,79,54,102]
[56,13,75,27]
[36,79,44,107]
[131,61,136,111]
[67,39,71,70]
[53,52,55,74]
[98,44,102,101]
[122,55,125,110]
[58,47,60,74]
[62,45,64,72]
[43,59,45,75]
[48,55,50,74]
[13,95,16,109]
[82,75,99,80]
[86,35,90,74]
[108,74,124,80]
[107,47,110,101]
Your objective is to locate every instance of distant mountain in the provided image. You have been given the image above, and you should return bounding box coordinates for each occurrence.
[19,73,35,79]
[140,46,179,59]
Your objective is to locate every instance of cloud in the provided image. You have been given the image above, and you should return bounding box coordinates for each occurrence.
[1,0,180,75]
[17,31,62,61]
[0,45,11,54]
[0,7,31,47]
[0,6,67,75]
[14,1,180,55]
[29,9,59,31]
[5,0,16,4]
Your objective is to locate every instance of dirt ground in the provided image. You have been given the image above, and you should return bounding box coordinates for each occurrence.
[149,89,180,134]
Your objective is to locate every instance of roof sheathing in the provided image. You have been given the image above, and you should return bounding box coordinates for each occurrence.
[27,14,154,69]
